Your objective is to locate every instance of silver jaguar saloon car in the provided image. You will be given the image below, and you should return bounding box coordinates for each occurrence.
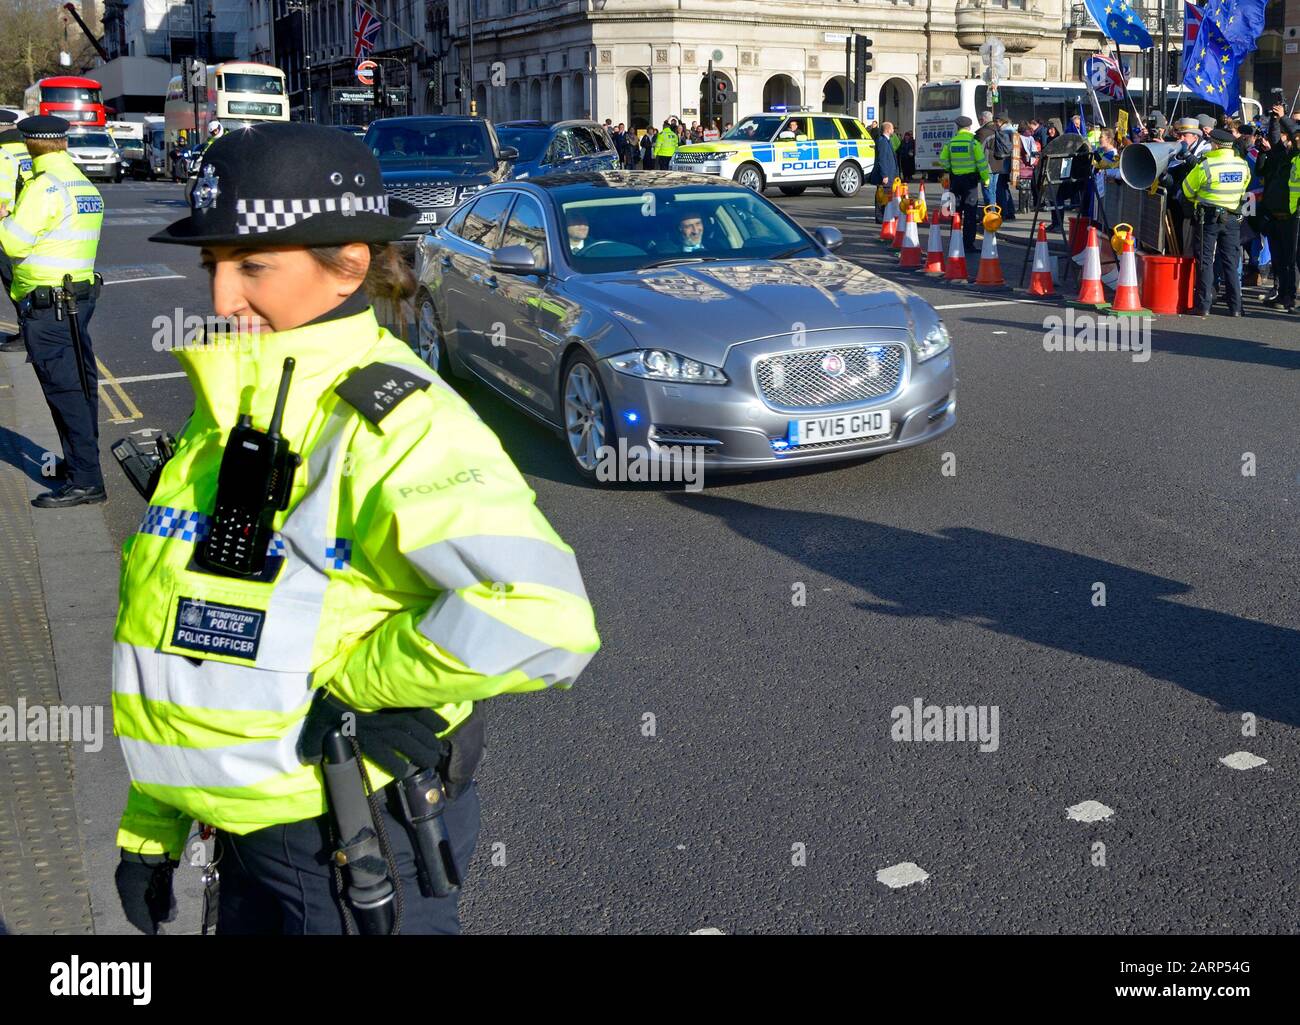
[411,171,956,483]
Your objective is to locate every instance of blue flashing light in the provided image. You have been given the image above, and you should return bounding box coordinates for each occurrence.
[623,410,640,424]
[770,438,790,452]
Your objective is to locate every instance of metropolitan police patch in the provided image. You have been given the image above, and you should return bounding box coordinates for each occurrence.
[171,596,265,659]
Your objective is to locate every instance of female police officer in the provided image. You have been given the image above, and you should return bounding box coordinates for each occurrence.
[112,123,600,934]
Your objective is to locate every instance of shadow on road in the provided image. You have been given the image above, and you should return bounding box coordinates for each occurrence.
[0,424,61,486]
[669,493,1300,729]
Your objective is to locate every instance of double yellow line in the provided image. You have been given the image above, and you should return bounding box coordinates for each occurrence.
[95,357,142,423]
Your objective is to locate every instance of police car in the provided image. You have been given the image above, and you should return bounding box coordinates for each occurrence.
[670,107,876,198]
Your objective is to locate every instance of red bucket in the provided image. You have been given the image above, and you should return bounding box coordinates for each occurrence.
[1141,255,1196,315]
[1068,215,1091,255]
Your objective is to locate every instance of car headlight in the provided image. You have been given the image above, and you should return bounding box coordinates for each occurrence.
[608,349,728,385]
[912,320,951,362]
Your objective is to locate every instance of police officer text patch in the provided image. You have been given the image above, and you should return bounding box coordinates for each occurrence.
[335,362,430,426]
[171,597,265,659]
[76,195,104,215]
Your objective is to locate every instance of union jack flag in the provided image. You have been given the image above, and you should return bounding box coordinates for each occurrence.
[1182,2,1204,78]
[353,2,382,60]
[1084,53,1128,100]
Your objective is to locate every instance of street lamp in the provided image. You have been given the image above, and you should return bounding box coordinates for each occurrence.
[285,0,314,122]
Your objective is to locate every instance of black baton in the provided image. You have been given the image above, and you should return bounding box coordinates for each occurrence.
[57,273,93,403]
[321,729,398,935]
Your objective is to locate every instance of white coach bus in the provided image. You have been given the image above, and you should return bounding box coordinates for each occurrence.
[916,77,1265,177]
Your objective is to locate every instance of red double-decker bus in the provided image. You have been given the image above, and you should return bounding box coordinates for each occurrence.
[22,76,107,127]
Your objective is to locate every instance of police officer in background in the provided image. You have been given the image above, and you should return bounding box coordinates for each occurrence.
[0,109,35,345]
[939,115,991,254]
[111,123,600,935]
[1182,128,1251,318]
[0,116,106,506]
[1259,106,1299,311]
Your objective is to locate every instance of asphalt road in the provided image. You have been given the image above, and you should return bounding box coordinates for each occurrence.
[50,179,1300,932]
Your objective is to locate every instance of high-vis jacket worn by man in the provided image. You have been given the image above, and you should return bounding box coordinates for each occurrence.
[0,116,105,506]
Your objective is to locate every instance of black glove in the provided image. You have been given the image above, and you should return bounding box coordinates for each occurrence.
[115,851,178,935]
[297,690,450,777]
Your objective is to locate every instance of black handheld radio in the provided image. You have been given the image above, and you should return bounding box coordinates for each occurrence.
[194,357,301,578]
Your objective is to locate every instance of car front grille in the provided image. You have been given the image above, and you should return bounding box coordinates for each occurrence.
[383,183,460,208]
[754,343,906,411]
[671,152,709,164]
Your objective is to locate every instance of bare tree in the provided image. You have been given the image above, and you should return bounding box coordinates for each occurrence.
[0,0,67,106]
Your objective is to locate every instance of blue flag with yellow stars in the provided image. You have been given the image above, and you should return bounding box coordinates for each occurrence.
[1202,0,1267,58]
[1181,9,1242,114]
[1083,0,1155,49]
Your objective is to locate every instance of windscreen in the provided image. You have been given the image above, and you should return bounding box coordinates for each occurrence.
[493,128,549,162]
[558,187,811,273]
[367,121,496,166]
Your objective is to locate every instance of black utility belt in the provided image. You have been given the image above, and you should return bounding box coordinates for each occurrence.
[25,278,101,308]
[1199,205,1241,223]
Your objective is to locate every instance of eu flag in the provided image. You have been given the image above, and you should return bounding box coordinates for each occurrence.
[1202,0,1267,58]
[1083,0,1155,49]
[1181,9,1242,114]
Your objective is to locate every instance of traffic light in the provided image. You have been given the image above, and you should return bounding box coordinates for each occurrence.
[854,34,873,101]
[713,74,729,107]
[454,76,463,100]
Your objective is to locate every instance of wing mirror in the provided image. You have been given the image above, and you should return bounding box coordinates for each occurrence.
[813,226,843,252]
[491,245,545,275]
[498,145,519,162]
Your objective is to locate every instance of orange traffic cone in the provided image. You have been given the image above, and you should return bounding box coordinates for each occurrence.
[1103,239,1150,316]
[899,208,923,269]
[892,200,908,250]
[1028,222,1055,297]
[1074,226,1106,306]
[944,213,968,281]
[923,212,946,276]
[973,223,1007,289]
[879,191,899,243]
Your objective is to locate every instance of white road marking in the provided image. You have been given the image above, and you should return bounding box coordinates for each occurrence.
[934,298,1055,311]
[103,274,186,286]
[1220,751,1267,771]
[1066,800,1114,823]
[876,862,929,888]
[104,371,188,385]
[101,217,170,226]
[689,928,726,935]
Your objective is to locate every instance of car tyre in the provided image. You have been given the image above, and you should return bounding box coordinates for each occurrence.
[831,161,863,198]
[560,352,615,486]
[415,289,453,379]
[733,163,765,193]
[778,185,807,196]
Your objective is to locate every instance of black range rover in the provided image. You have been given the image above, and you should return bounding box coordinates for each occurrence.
[365,116,519,245]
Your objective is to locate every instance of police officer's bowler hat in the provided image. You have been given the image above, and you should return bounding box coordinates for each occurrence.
[151,122,419,247]
[18,115,71,140]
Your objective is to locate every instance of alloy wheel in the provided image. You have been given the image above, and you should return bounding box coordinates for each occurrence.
[564,362,608,472]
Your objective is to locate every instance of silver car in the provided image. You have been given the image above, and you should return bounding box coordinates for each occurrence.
[412,171,956,482]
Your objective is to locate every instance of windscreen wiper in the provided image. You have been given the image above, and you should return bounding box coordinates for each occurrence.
[640,255,728,269]
[769,244,815,260]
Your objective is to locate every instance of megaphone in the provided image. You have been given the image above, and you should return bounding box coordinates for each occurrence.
[1119,142,1182,190]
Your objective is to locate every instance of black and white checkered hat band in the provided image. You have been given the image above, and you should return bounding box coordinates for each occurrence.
[234,194,390,234]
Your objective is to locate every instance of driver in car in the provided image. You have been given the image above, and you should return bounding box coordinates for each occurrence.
[567,211,590,254]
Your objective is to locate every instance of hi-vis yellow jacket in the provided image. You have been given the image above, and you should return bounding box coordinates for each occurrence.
[113,305,600,857]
